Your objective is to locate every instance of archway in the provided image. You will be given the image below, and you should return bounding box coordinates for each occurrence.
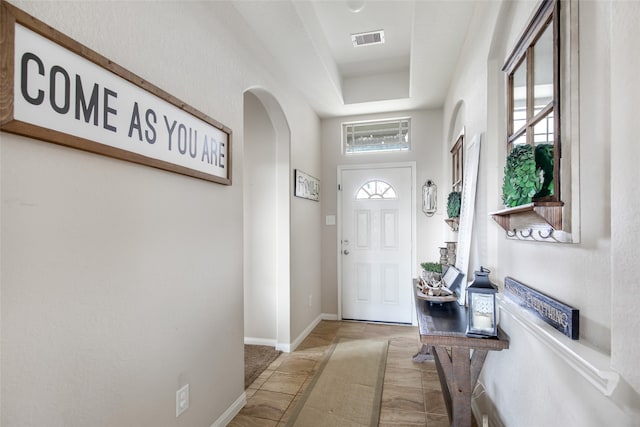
[243,88,291,350]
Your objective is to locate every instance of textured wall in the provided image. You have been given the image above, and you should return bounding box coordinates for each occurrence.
[1,1,321,425]
[610,0,640,396]
[441,0,640,425]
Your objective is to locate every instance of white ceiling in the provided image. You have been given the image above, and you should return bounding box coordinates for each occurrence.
[231,0,476,118]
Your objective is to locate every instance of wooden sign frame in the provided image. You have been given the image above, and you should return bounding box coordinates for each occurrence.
[0,0,232,184]
[294,169,320,201]
[504,276,579,340]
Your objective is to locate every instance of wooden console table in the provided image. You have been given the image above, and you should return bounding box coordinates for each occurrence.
[413,280,509,426]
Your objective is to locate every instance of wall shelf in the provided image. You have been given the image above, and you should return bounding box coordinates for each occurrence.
[490,202,571,242]
[444,217,459,231]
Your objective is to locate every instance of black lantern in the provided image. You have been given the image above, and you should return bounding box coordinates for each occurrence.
[466,267,498,337]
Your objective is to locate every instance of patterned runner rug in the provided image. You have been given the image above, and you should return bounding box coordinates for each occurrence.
[285,338,388,427]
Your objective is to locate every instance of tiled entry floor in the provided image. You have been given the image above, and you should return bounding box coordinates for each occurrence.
[229,320,449,426]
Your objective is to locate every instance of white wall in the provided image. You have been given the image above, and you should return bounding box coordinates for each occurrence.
[289,96,322,346]
[320,109,444,317]
[610,0,640,396]
[1,1,321,425]
[243,92,278,342]
[441,0,640,425]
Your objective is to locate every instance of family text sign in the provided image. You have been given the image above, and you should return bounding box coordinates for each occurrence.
[0,1,231,184]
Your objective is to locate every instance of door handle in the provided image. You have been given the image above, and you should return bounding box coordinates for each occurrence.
[343,249,350,255]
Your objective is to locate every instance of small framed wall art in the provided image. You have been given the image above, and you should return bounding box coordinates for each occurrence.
[294,169,319,201]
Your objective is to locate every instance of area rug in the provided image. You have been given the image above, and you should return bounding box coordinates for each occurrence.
[285,338,388,427]
[244,345,281,389]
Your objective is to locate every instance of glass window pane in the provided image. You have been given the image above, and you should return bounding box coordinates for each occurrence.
[511,59,527,134]
[511,133,527,146]
[534,24,554,116]
[533,114,555,199]
[533,111,554,145]
[344,119,410,153]
[355,180,397,200]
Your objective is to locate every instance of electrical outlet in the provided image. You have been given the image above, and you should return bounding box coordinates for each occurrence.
[176,384,189,417]
[308,294,312,307]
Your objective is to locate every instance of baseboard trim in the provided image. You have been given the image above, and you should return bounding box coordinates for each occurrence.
[244,337,277,347]
[210,392,246,427]
[472,382,505,427]
[277,314,324,353]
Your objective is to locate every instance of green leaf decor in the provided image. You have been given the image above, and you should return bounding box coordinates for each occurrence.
[502,143,554,207]
[534,143,554,198]
[446,191,461,218]
[420,262,442,273]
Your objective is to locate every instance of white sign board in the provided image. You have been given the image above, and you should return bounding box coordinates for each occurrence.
[1,2,231,184]
[455,134,481,305]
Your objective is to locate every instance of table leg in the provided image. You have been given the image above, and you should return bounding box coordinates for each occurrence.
[470,349,488,390]
[451,347,472,426]
[432,346,475,427]
[432,346,453,423]
[412,344,434,362]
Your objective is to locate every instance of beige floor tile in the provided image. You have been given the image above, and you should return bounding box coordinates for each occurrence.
[267,356,285,370]
[288,348,325,362]
[385,351,425,371]
[381,383,425,412]
[239,390,295,421]
[261,371,307,395]
[279,393,302,424]
[228,413,279,427]
[298,375,314,395]
[388,336,422,351]
[379,407,427,425]
[421,369,442,391]
[276,355,318,375]
[249,369,275,389]
[296,334,333,351]
[337,321,367,333]
[426,413,450,427]
[384,366,424,389]
[379,422,428,427]
[309,320,342,336]
[424,389,447,415]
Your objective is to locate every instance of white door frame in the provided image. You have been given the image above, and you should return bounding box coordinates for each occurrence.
[336,162,417,324]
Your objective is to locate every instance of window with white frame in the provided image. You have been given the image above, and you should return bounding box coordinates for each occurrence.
[343,118,410,154]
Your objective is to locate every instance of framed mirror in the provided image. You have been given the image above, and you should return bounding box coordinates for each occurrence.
[422,180,437,216]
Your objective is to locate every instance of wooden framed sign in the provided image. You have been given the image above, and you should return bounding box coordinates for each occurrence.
[504,276,579,340]
[294,169,319,201]
[0,1,231,184]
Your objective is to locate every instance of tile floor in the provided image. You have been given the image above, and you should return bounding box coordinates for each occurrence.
[229,320,450,427]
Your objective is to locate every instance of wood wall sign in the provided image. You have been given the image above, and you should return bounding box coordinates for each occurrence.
[504,276,579,340]
[0,1,231,184]
[294,169,320,201]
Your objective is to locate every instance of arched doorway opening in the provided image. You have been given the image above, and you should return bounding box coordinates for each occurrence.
[243,89,291,350]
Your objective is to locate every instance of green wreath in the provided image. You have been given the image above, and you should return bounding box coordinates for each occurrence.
[502,144,554,207]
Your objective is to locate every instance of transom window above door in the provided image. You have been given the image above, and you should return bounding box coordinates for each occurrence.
[355,180,397,200]
[343,118,410,154]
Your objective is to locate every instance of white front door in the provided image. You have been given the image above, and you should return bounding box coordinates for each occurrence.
[340,165,414,324]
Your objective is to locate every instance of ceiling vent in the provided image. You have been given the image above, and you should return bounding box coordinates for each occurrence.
[351,30,385,47]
